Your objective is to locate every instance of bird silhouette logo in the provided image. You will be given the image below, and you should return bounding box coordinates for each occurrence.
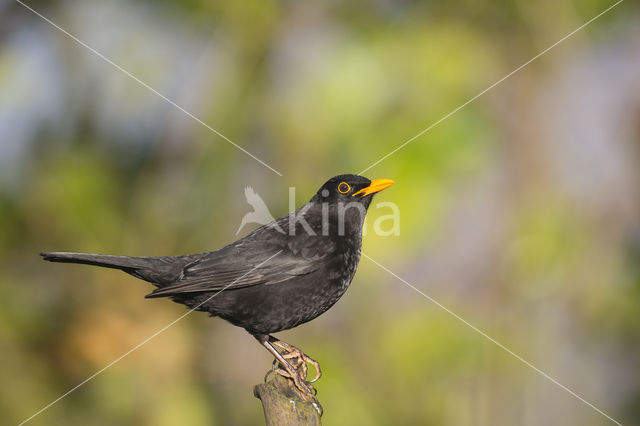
[236,186,283,235]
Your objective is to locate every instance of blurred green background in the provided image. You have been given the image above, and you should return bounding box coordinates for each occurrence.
[1,0,640,424]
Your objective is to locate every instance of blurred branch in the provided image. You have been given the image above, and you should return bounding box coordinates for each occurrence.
[254,375,322,425]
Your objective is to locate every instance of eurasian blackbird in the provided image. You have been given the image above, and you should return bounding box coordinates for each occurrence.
[41,174,394,404]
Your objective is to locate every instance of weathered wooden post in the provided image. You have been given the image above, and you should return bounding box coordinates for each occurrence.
[254,374,322,425]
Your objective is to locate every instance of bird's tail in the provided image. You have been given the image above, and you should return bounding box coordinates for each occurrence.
[40,251,188,286]
[41,252,149,270]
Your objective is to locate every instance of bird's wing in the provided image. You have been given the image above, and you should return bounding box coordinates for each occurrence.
[145,232,336,298]
[245,186,264,210]
[244,186,255,202]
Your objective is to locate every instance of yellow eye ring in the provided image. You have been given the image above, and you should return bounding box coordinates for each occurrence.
[338,182,351,194]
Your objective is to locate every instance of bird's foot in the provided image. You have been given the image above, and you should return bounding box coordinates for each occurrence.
[271,340,322,383]
[265,360,321,413]
[258,335,323,415]
[266,363,317,395]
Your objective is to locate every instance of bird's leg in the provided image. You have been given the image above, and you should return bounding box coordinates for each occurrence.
[270,336,322,383]
[263,358,319,396]
[254,334,317,402]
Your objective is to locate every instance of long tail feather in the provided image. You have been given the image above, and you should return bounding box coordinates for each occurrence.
[40,252,148,271]
[40,251,196,287]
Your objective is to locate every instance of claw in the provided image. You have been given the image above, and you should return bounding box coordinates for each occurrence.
[272,340,322,383]
[312,401,323,417]
[268,364,317,402]
[264,358,280,382]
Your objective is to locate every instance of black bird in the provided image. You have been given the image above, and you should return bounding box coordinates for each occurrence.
[41,174,394,403]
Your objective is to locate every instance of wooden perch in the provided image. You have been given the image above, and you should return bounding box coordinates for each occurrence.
[254,374,322,425]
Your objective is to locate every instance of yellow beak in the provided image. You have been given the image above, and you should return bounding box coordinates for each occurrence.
[352,178,395,197]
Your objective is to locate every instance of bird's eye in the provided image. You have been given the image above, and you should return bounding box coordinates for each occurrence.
[337,182,350,194]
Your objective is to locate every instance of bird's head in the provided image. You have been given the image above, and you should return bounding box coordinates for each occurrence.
[311,174,395,209]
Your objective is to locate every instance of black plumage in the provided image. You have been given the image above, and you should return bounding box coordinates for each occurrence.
[41,174,394,405]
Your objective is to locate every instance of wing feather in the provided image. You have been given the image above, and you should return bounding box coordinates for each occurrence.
[146,229,336,298]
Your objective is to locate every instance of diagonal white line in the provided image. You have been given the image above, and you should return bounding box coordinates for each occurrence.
[15,0,283,177]
[17,250,283,426]
[358,0,624,175]
[361,252,622,425]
